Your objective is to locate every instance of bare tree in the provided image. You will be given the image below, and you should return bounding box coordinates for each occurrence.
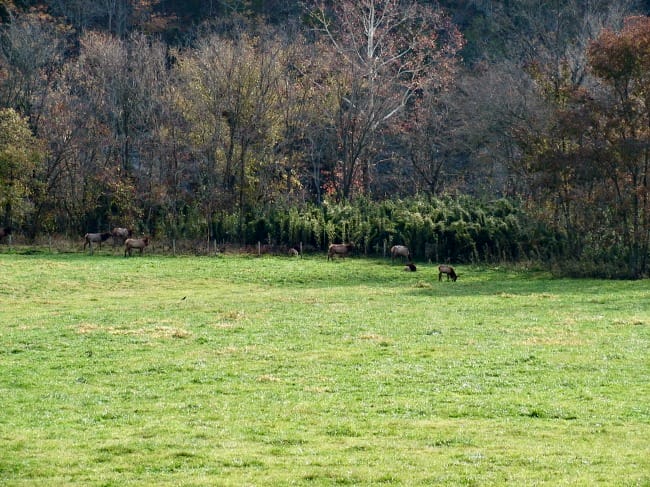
[307,0,463,200]
[35,31,172,234]
[0,11,65,124]
[439,0,639,201]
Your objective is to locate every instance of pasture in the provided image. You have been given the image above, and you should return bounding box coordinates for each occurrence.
[1,252,649,486]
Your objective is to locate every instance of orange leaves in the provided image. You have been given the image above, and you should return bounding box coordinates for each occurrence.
[588,16,650,84]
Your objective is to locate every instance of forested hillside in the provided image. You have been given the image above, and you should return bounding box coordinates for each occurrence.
[1,0,649,277]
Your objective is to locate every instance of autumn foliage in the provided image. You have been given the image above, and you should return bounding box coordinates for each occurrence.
[520,15,650,277]
[1,2,650,276]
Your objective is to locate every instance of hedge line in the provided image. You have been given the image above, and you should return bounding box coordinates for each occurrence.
[204,196,565,263]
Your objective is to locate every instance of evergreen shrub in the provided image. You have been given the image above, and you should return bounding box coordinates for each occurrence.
[205,196,561,263]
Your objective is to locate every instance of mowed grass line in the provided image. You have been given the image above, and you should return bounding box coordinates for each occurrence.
[0,253,649,486]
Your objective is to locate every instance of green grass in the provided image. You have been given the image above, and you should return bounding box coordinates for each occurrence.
[1,252,649,486]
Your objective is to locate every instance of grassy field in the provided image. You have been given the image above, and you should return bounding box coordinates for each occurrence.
[1,250,649,486]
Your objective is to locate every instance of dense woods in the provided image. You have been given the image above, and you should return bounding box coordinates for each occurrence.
[1,0,649,277]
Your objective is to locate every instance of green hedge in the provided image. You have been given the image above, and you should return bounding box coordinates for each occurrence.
[206,196,564,263]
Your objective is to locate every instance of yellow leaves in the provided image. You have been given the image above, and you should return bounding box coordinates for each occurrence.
[0,108,34,146]
[0,108,44,182]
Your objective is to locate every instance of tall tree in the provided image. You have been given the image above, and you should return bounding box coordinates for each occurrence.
[586,15,650,277]
[176,26,302,241]
[0,108,44,226]
[0,10,65,122]
[459,0,638,225]
[515,14,650,277]
[307,0,463,200]
[35,31,171,234]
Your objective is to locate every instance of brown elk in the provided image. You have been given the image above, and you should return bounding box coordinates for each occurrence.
[327,243,355,260]
[438,265,457,282]
[84,232,111,254]
[111,227,132,247]
[390,245,411,263]
[124,237,149,257]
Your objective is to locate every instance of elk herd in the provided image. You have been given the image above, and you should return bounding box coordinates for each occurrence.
[82,227,149,257]
[326,242,457,281]
[3,226,457,281]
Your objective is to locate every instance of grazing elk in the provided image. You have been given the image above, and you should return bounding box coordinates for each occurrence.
[327,243,355,261]
[111,227,132,247]
[84,232,111,254]
[390,245,411,263]
[124,237,149,257]
[404,262,417,272]
[438,265,457,282]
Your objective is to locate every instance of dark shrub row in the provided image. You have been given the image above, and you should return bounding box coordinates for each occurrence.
[207,196,565,263]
